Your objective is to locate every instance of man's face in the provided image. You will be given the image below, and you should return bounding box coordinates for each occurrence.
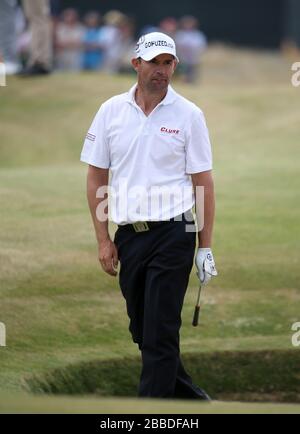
[132,54,177,93]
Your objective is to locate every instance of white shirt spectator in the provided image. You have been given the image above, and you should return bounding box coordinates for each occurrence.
[55,22,84,71]
[175,29,207,65]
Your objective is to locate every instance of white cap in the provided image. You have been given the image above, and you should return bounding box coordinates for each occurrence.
[134,32,179,62]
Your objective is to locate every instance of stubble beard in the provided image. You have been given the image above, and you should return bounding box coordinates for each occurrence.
[146,77,169,94]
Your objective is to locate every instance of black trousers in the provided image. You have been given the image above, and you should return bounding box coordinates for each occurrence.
[114,213,206,399]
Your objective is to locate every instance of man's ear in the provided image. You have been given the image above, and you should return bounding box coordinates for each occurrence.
[131,58,140,72]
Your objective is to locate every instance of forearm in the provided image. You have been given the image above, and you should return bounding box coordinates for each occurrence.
[192,171,215,248]
[198,183,215,248]
[86,165,110,245]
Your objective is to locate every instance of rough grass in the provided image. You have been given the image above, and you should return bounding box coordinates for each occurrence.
[25,350,300,404]
[0,45,300,412]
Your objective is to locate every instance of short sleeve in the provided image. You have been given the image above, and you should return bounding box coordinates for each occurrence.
[185,109,213,174]
[80,105,110,169]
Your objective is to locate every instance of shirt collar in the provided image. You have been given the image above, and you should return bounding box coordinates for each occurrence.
[125,83,178,107]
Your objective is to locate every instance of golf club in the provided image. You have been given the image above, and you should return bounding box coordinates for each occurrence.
[192,284,202,326]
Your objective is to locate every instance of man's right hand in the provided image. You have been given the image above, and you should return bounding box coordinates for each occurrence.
[98,238,119,276]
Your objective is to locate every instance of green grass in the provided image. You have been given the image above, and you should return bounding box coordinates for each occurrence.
[1,392,300,414]
[25,350,300,404]
[1,392,299,414]
[0,46,300,413]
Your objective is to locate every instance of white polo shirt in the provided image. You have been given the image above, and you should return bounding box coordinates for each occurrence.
[80,84,213,225]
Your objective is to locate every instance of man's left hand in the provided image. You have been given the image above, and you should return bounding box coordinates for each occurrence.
[195,248,218,286]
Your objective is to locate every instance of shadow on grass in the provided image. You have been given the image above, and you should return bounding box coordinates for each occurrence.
[25,350,300,403]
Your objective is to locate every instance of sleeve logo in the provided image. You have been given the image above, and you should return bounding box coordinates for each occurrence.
[86,132,96,142]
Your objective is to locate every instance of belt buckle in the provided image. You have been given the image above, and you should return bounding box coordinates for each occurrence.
[132,221,149,232]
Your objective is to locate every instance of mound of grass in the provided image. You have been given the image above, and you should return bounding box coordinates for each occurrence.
[25,350,300,403]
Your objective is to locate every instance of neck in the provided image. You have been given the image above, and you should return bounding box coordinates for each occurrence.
[135,85,168,116]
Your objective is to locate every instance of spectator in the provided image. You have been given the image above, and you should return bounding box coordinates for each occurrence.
[82,11,103,70]
[100,10,128,73]
[21,0,52,75]
[115,15,135,73]
[139,25,158,36]
[175,15,207,83]
[55,8,83,71]
[159,17,177,39]
[15,4,31,69]
[0,0,19,74]
[50,0,62,57]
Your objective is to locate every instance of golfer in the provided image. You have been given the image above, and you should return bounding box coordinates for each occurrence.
[81,32,217,399]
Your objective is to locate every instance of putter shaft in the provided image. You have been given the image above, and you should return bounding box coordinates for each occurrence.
[192,284,202,327]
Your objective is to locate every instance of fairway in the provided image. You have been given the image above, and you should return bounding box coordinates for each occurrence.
[0,392,300,414]
[0,46,300,413]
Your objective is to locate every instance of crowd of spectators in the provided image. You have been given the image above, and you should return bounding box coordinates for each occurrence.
[0,1,207,83]
[52,9,135,73]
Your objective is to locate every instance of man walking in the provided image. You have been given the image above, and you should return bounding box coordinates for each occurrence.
[81,32,217,399]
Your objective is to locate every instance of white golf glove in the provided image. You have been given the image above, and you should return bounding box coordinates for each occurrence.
[195,248,218,286]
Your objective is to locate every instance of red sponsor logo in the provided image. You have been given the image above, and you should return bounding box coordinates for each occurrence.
[160,127,180,134]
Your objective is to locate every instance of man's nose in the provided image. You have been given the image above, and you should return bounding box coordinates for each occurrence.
[155,65,166,75]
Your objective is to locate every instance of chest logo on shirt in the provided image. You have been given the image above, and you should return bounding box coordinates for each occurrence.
[160,127,180,134]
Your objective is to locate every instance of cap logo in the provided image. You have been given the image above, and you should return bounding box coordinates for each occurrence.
[134,32,178,62]
[145,40,174,49]
[135,35,145,53]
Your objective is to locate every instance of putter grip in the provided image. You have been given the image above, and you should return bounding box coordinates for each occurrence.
[192,305,200,327]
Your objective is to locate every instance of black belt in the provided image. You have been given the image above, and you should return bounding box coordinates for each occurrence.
[118,211,195,233]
